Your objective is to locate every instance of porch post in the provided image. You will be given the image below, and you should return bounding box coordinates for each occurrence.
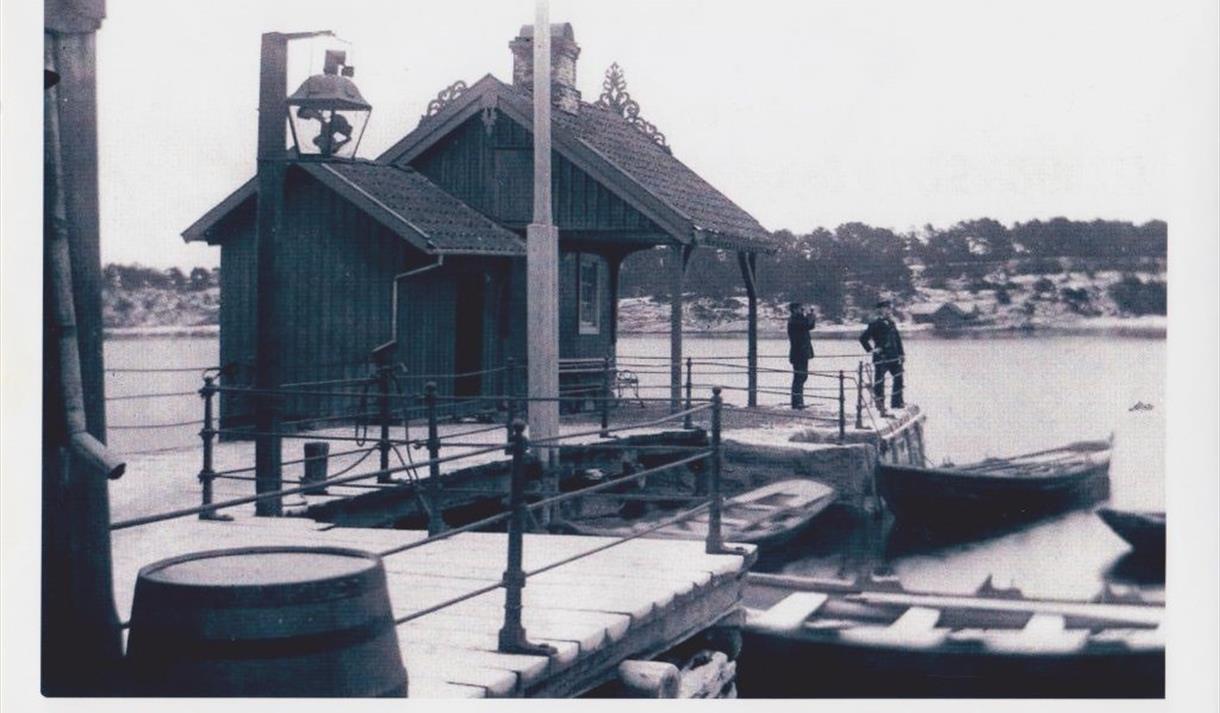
[737,251,758,408]
[526,1,560,466]
[669,244,692,412]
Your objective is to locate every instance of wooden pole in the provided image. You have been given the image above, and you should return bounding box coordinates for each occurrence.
[42,5,124,691]
[253,32,288,516]
[526,0,560,466]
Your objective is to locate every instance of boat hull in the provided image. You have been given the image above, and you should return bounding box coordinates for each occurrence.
[737,628,1163,698]
[1098,508,1166,556]
[878,443,1111,531]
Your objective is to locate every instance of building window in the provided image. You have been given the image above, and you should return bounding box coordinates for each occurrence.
[578,254,600,335]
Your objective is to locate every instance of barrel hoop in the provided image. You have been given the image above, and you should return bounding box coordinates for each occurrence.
[130,616,396,661]
[134,546,386,608]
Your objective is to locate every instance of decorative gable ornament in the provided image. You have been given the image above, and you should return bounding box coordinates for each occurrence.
[595,63,669,153]
[423,80,468,119]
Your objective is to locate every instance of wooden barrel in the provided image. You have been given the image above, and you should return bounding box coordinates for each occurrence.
[125,546,407,697]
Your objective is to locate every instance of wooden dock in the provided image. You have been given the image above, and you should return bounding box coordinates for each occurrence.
[110,516,753,698]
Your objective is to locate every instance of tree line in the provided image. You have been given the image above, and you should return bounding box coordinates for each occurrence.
[620,217,1166,321]
[103,263,218,291]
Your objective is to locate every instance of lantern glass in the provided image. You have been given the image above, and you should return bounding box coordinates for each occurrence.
[288,105,370,159]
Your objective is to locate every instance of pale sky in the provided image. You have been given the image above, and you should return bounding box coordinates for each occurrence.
[93,0,1180,268]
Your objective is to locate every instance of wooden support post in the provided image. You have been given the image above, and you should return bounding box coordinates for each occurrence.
[684,357,694,429]
[498,420,557,656]
[424,382,445,535]
[737,252,758,408]
[670,244,693,412]
[302,442,330,495]
[198,376,232,521]
[43,10,125,692]
[376,365,392,483]
[253,32,289,517]
[616,660,681,698]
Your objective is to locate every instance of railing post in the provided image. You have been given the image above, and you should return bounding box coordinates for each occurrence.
[424,382,445,535]
[504,370,517,455]
[683,357,694,429]
[377,365,392,483]
[198,375,232,521]
[600,356,611,438]
[706,387,723,552]
[838,370,846,444]
[498,420,558,656]
[856,361,865,430]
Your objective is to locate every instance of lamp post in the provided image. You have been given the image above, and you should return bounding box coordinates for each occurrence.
[254,33,371,516]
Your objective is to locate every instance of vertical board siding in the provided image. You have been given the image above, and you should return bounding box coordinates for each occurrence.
[410,115,661,234]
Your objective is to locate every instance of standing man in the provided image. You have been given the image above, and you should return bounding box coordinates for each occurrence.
[787,302,815,409]
[860,299,905,412]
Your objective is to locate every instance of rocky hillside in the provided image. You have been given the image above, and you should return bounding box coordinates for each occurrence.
[619,263,1167,336]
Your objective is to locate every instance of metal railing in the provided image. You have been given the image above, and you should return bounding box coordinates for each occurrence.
[112,378,743,659]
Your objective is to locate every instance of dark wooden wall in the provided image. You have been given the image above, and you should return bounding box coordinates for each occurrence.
[407,114,661,234]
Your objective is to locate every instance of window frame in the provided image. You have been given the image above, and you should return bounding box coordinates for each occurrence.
[577,253,601,335]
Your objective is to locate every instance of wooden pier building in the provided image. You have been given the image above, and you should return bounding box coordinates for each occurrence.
[183,24,774,426]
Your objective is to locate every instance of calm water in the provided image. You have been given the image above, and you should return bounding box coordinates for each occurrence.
[105,332,1165,599]
[619,332,1166,600]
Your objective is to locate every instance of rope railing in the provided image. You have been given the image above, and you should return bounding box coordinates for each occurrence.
[111,442,509,531]
[106,365,221,373]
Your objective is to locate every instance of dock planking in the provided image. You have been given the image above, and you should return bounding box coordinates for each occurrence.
[109,515,753,697]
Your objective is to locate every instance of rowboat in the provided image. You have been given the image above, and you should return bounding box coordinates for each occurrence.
[738,572,1164,698]
[558,479,836,549]
[1098,508,1165,556]
[877,439,1112,531]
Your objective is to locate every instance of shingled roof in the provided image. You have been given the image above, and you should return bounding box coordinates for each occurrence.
[182,162,524,257]
[381,75,775,254]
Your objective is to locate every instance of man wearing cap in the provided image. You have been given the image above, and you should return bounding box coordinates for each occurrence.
[787,302,816,409]
[859,300,905,411]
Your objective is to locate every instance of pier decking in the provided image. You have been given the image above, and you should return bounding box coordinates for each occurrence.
[110,516,753,697]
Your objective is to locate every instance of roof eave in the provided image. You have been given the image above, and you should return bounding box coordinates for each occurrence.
[181,176,256,244]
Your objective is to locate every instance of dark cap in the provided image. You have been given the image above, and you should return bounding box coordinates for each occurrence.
[788,302,803,311]
[875,299,892,309]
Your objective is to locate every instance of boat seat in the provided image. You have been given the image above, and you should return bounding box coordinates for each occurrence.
[979,614,1088,654]
[838,606,947,649]
[747,592,828,632]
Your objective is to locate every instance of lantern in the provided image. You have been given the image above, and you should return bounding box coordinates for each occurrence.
[286,50,371,160]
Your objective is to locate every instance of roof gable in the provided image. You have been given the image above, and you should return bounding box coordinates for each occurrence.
[182,162,523,257]
[380,76,774,253]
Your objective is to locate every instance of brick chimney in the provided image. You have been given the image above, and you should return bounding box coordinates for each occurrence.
[509,22,581,114]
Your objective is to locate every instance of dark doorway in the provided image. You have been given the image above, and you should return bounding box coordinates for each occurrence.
[453,273,485,398]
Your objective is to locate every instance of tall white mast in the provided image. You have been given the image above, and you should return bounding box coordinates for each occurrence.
[526,0,559,463]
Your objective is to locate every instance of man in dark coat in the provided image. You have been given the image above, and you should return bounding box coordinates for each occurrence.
[859,299,905,411]
[787,302,815,409]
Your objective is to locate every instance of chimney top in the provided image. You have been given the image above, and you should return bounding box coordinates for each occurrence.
[509,23,581,114]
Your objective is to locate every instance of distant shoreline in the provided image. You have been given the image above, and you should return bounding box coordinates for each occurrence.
[103,318,1165,341]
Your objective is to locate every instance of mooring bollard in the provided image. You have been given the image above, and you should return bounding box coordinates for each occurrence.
[600,356,612,438]
[302,441,329,495]
[424,382,444,535]
[684,357,694,429]
[838,370,846,443]
[856,361,865,430]
[376,365,392,483]
[498,420,557,656]
[197,375,232,521]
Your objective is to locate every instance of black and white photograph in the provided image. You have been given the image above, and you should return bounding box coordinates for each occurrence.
[2,0,1217,707]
